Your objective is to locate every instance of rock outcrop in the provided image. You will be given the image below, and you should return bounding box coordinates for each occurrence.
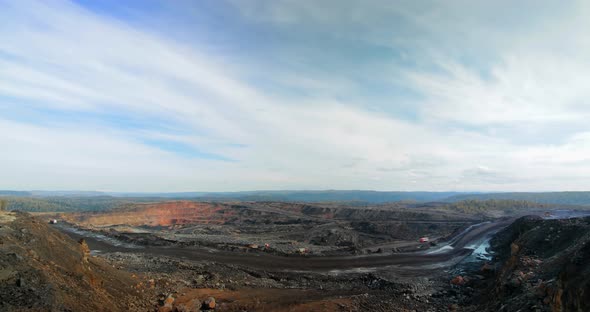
[479,215,590,311]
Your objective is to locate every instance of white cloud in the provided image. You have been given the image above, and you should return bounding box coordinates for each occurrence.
[1,0,590,191]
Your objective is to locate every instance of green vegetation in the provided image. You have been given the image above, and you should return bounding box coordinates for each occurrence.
[3,193,590,214]
[0,190,31,196]
[2,196,135,212]
[444,199,555,215]
[6,190,590,206]
[445,192,590,206]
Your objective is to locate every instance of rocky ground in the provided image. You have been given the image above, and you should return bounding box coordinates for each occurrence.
[59,201,482,257]
[0,210,154,311]
[4,203,590,311]
[441,215,590,312]
[99,251,456,312]
[0,209,459,311]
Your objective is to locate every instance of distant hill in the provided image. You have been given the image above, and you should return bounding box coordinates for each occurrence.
[186,190,466,203]
[3,190,468,203]
[30,190,107,197]
[2,196,137,212]
[1,191,466,212]
[0,190,32,196]
[4,190,590,212]
[444,192,590,206]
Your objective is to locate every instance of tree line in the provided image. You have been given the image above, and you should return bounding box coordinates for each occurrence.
[443,199,555,214]
[0,196,134,212]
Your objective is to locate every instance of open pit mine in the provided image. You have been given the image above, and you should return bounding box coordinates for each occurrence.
[2,200,590,311]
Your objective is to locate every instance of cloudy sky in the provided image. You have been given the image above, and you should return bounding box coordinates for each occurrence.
[1,0,590,192]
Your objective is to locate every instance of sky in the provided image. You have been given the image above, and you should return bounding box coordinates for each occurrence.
[1,0,590,192]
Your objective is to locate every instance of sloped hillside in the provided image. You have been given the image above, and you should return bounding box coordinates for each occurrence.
[444,192,590,206]
[481,216,590,311]
[0,211,150,311]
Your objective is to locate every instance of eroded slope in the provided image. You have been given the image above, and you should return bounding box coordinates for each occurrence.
[0,211,150,311]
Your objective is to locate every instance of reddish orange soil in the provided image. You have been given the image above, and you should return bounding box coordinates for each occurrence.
[64,201,235,226]
[173,288,358,312]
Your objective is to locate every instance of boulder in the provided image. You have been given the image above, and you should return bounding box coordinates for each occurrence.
[163,294,175,307]
[202,297,216,309]
[450,276,465,286]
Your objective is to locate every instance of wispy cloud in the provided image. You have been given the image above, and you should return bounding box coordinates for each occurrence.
[1,0,590,191]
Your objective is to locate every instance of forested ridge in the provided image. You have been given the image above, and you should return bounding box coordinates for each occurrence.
[443,199,557,214]
[444,192,590,206]
[0,196,133,212]
[1,196,584,214]
[3,190,590,208]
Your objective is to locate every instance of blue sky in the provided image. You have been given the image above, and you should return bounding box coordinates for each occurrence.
[1,0,590,192]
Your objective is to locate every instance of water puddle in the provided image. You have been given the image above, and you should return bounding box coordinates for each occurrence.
[463,238,492,262]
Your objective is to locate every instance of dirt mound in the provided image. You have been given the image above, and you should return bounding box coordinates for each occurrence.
[0,211,150,311]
